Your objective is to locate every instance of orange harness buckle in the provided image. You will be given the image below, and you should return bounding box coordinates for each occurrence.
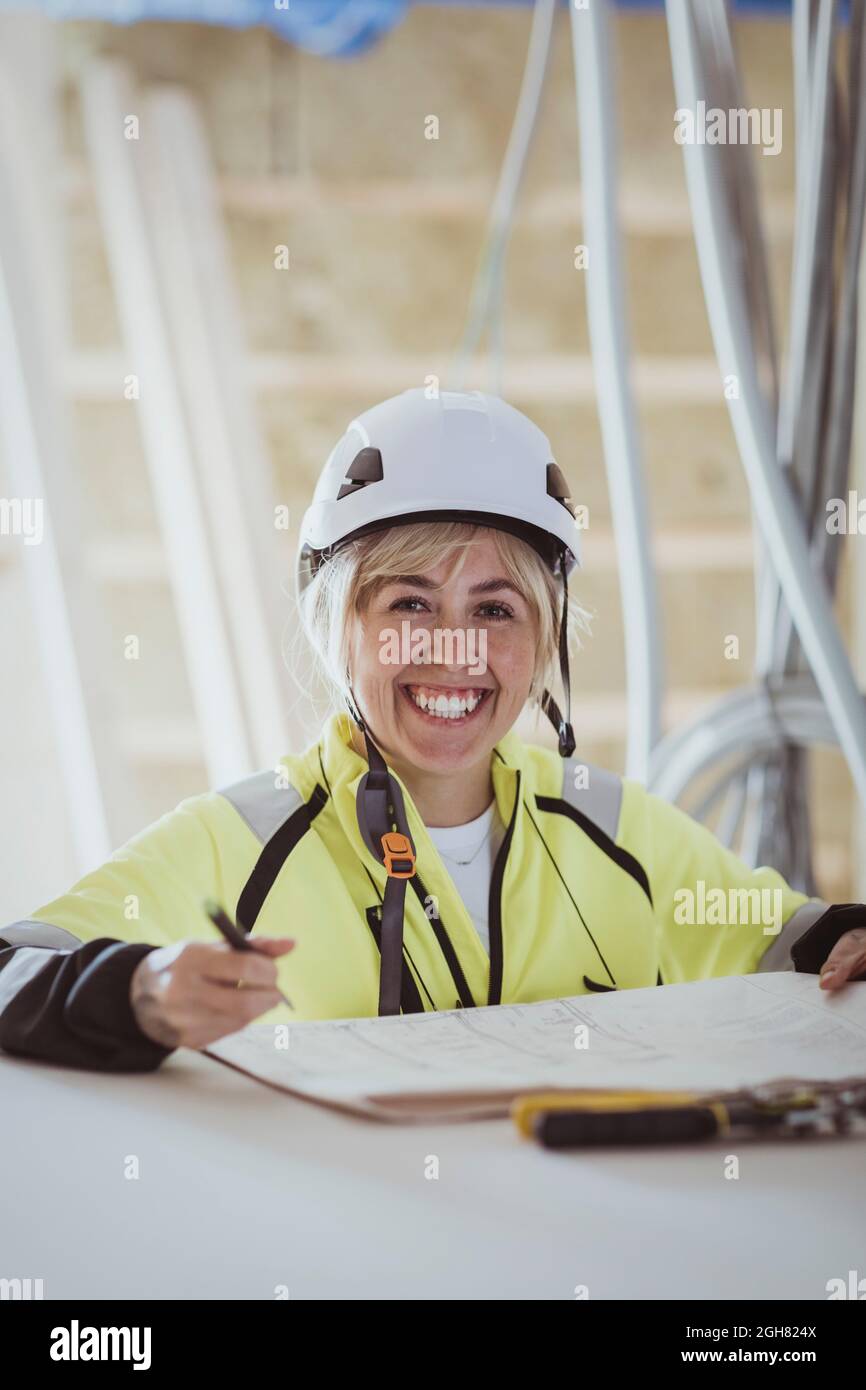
[381,830,416,879]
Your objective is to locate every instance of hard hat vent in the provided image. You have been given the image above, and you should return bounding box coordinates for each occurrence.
[546,462,577,519]
[336,446,384,501]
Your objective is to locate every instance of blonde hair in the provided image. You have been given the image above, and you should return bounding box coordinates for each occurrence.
[296,520,592,720]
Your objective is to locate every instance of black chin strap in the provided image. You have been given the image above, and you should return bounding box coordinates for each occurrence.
[348,684,416,1016]
[541,547,576,758]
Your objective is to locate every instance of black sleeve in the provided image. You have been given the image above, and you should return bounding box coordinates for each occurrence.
[790,903,866,975]
[0,938,176,1073]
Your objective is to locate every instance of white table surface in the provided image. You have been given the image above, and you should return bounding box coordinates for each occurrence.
[3,1047,865,1300]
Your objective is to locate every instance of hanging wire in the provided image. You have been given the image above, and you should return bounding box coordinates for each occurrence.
[448,0,558,392]
[654,0,866,906]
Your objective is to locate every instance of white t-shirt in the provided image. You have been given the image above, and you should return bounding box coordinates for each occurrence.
[425,801,507,955]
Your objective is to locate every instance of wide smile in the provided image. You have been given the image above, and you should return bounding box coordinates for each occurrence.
[398,682,494,727]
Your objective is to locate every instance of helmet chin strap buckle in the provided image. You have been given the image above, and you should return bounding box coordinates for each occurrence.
[542,689,576,759]
[541,554,576,759]
[558,721,576,760]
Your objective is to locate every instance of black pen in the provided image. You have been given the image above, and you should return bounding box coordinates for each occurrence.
[202,898,294,1011]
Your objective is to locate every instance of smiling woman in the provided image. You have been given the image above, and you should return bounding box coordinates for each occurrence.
[1,389,864,1069]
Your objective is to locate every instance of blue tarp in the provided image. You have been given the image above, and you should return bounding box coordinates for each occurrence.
[0,1,819,59]
[0,1,407,54]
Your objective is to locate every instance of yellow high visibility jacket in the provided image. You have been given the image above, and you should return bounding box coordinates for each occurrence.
[7,712,827,1022]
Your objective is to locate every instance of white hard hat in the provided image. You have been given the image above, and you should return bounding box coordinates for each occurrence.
[296,387,581,592]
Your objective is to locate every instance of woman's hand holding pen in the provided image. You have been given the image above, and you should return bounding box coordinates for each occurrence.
[129,937,296,1050]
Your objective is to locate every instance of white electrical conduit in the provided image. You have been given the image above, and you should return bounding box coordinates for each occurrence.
[664,0,866,811]
[792,0,812,196]
[754,0,838,882]
[778,0,835,494]
[774,9,835,676]
[144,87,294,767]
[0,25,141,872]
[0,260,112,870]
[692,750,766,832]
[650,675,825,767]
[707,750,804,869]
[697,1,779,412]
[777,0,835,479]
[688,0,788,870]
[569,0,662,783]
[655,1,861,880]
[651,683,837,804]
[813,2,866,590]
[0,86,114,871]
[449,0,557,394]
[712,757,754,848]
[80,59,255,786]
[771,0,838,673]
[756,2,843,880]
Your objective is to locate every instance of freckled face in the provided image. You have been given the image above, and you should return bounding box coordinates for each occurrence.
[346,533,538,775]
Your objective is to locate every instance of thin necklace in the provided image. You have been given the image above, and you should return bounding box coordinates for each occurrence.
[436,821,495,867]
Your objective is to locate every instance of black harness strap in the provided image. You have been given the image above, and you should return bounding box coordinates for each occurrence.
[364,906,426,1014]
[355,731,418,1016]
[486,771,521,1006]
[236,784,328,932]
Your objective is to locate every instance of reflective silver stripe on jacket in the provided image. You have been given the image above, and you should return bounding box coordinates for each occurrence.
[0,919,82,950]
[217,769,304,845]
[756,898,830,972]
[0,945,62,1012]
[559,757,624,841]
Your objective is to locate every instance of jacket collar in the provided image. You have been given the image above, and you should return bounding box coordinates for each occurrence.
[318,710,525,860]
